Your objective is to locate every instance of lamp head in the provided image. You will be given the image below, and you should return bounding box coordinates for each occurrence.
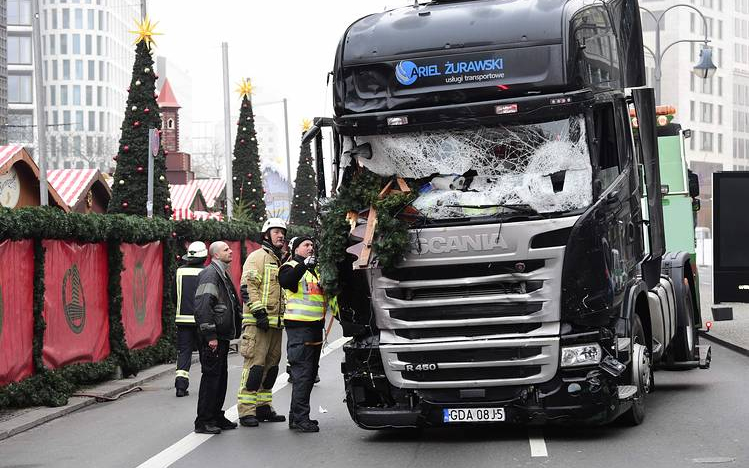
[692,46,717,79]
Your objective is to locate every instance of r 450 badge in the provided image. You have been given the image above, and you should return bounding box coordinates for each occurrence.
[405,363,439,372]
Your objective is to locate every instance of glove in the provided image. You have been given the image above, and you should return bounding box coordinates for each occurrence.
[240,284,249,303]
[304,256,317,268]
[253,309,270,331]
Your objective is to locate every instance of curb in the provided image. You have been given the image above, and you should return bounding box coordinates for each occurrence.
[0,360,185,442]
[699,331,749,358]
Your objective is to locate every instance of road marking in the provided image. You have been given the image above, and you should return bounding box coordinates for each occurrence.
[135,336,348,468]
[528,428,548,457]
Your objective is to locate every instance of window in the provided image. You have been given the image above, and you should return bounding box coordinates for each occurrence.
[8,36,32,65]
[60,85,68,104]
[62,60,70,79]
[75,60,83,80]
[63,111,71,131]
[85,35,92,55]
[8,75,33,103]
[50,85,56,105]
[718,133,723,153]
[701,77,713,94]
[75,111,83,131]
[96,36,102,55]
[690,100,695,121]
[7,113,33,143]
[718,105,723,125]
[98,10,103,30]
[690,131,695,150]
[690,74,695,92]
[718,77,723,96]
[701,102,714,123]
[73,34,80,54]
[701,131,713,151]
[60,34,68,54]
[87,9,94,29]
[97,86,102,106]
[88,111,95,131]
[85,85,92,105]
[593,103,622,190]
[99,61,104,81]
[167,119,175,129]
[50,35,56,55]
[61,136,69,158]
[74,8,82,28]
[62,8,70,28]
[99,112,104,132]
[73,85,81,105]
[87,60,94,80]
[8,0,32,25]
[52,7,58,28]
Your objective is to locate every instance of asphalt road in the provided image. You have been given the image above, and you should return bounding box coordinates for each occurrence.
[1,329,746,468]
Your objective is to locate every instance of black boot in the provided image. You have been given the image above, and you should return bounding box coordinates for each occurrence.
[239,415,259,427]
[290,419,320,433]
[288,414,318,428]
[176,388,189,397]
[257,405,286,422]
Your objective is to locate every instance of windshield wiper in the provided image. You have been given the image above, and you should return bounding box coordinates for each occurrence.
[445,203,537,214]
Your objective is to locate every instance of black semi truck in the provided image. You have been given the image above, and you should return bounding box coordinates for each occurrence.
[307,0,711,428]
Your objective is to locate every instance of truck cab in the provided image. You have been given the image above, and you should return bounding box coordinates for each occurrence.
[309,0,710,428]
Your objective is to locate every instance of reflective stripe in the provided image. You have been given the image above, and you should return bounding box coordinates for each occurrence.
[175,267,202,324]
[284,269,325,322]
[241,314,283,328]
[237,395,257,404]
[175,370,189,379]
[195,282,219,298]
[257,392,272,403]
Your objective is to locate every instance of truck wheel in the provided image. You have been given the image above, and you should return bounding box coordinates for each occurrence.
[672,281,698,362]
[621,314,650,426]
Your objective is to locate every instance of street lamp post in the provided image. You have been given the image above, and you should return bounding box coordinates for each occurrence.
[254,99,293,207]
[640,4,717,105]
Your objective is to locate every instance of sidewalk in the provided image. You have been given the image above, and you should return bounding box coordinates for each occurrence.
[1,268,747,442]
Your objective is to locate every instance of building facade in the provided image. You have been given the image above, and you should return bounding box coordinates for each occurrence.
[7,0,141,170]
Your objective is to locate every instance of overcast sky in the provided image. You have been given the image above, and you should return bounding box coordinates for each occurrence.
[147,0,412,175]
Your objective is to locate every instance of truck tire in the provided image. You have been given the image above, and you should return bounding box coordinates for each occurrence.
[621,314,651,426]
[671,281,698,363]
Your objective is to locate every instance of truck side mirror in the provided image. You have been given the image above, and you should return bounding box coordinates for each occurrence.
[688,170,700,198]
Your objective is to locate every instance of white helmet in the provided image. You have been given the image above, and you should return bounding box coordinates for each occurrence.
[262,217,287,234]
[185,241,208,259]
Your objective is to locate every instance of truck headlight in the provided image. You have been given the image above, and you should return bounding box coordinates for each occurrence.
[560,343,602,367]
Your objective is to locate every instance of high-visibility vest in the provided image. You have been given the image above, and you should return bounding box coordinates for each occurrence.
[283,260,326,322]
[176,266,203,324]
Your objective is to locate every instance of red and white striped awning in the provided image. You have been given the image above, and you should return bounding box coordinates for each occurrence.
[172,207,223,221]
[169,182,199,213]
[0,145,24,170]
[47,169,100,208]
[194,178,224,209]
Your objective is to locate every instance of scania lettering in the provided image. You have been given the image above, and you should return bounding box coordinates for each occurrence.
[306,0,711,428]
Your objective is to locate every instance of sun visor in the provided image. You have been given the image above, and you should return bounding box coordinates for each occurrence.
[336,45,567,115]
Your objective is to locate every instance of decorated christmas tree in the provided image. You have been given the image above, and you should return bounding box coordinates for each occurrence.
[289,119,317,228]
[231,79,266,222]
[108,17,171,218]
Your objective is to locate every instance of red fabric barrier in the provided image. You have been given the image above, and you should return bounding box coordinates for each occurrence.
[121,242,164,350]
[42,241,109,369]
[0,240,34,386]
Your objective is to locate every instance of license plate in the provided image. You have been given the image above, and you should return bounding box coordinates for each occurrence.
[443,407,505,423]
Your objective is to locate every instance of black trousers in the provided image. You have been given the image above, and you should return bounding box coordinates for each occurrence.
[195,339,229,429]
[175,325,199,390]
[286,326,323,424]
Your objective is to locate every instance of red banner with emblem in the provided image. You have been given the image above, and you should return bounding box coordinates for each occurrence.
[42,241,109,369]
[120,242,163,350]
[0,240,34,386]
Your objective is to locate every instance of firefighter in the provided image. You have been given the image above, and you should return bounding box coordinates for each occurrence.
[236,218,288,427]
[279,236,337,432]
[174,241,207,397]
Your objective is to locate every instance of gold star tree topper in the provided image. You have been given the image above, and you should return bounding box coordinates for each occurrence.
[130,16,162,48]
[302,119,313,132]
[236,78,254,100]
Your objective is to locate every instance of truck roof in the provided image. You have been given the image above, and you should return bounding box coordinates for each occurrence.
[342,0,567,65]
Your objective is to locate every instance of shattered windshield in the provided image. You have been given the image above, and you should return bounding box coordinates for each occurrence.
[350,116,592,218]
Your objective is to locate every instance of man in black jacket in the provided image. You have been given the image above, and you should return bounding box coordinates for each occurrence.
[193,241,242,434]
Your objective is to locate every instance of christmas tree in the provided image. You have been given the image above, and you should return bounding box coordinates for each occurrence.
[231,79,266,222]
[108,17,171,218]
[289,119,317,228]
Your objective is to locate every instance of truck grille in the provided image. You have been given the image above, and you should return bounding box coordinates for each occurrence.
[394,323,542,340]
[386,280,543,300]
[389,302,543,321]
[397,346,543,363]
[403,366,541,382]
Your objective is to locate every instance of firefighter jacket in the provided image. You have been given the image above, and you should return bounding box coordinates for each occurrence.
[241,242,285,328]
[279,256,338,327]
[174,259,204,325]
[194,260,242,341]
